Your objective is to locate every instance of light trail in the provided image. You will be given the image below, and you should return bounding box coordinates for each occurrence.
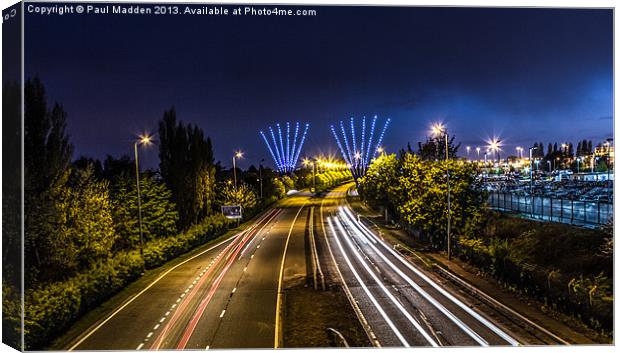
[334,214,438,347]
[338,206,488,346]
[327,216,411,347]
[340,205,520,346]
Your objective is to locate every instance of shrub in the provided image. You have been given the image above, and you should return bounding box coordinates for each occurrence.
[23,214,231,350]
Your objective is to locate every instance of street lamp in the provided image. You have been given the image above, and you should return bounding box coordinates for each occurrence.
[466,146,471,160]
[576,157,581,174]
[303,158,317,193]
[476,147,481,161]
[604,139,613,200]
[528,146,537,195]
[516,146,523,159]
[430,123,451,261]
[376,146,385,156]
[134,133,152,266]
[233,151,243,190]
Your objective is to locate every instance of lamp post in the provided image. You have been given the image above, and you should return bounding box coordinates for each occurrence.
[604,139,613,200]
[576,157,581,174]
[232,151,243,190]
[466,146,471,161]
[431,123,451,260]
[303,158,316,193]
[529,146,537,195]
[476,147,481,162]
[259,159,264,199]
[134,134,152,267]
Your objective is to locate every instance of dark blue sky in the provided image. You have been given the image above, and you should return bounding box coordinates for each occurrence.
[25,4,613,169]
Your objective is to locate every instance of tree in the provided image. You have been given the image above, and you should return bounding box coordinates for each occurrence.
[60,166,116,270]
[417,134,460,161]
[110,174,179,250]
[24,78,75,286]
[158,108,216,228]
[281,175,295,191]
[358,154,400,214]
[217,183,258,213]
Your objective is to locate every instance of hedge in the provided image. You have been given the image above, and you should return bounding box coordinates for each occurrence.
[23,213,232,350]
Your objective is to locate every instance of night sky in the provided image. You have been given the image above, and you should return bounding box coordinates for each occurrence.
[24,4,613,170]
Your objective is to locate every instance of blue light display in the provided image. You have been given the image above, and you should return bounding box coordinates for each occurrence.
[260,122,310,174]
[330,115,391,182]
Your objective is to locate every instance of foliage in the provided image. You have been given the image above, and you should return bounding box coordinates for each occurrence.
[217,182,258,214]
[158,108,216,228]
[358,152,486,248]
[417,134,460,161]
[271,178,287,199]
[281,175,295,191]
[23,214,231,350]
[110,174,179,250]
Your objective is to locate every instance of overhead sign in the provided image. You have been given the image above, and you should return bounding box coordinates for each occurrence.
[221,205,242,219]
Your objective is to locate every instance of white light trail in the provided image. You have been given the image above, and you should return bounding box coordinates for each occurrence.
[327,217,410,347]
[334,214,438,347]
[341,206,519,346]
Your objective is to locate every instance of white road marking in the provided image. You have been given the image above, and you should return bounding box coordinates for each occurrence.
[327,217,410,347]
[146,332,153,338]
[219,310,226,318]
[159,317,166,323]
[136,343,144,350]
[232,287,237,293]
[165,311,170,316]
[67,234,240,351]
[153,324,160,330]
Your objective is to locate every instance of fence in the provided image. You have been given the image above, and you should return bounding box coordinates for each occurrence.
[488,191,613,227]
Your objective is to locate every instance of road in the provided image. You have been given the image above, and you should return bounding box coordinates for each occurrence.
[67,192,310,350]
[66,184,570,349]
[317,184,523,347]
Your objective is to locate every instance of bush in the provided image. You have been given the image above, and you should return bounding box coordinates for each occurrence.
[23,214,231,350]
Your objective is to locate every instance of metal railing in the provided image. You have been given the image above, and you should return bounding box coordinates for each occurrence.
[488,191,613,227]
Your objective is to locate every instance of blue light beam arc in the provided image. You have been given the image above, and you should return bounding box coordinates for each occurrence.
[330,115,391,183]
[260,121,310,174]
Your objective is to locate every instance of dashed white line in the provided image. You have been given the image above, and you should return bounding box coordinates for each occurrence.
[243,267,247,272]
[219,310,226,318]
[232,287,237,293]
[159,317,166,323]
[251,254,254,259]
[153,324,160,330]
[136,343,144,350]
[171,304,177,309]
[146,332,153,338]
[165,311,170,316]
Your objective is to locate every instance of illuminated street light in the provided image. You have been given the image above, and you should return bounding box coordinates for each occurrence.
[233,151,243,190]
[528,146,537,215]
[466,146,471,160]
[430,122,452,261]
[476,146,481,161]
[134,133,153,268]
[516,146,523,159]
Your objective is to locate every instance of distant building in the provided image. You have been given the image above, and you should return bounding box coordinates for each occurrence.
[594,145,614,164]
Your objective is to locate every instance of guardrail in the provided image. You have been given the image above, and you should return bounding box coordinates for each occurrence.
[488,191,612,227]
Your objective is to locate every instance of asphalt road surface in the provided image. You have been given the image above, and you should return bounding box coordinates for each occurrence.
[317,184,522,347]
[67,192,310,350]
